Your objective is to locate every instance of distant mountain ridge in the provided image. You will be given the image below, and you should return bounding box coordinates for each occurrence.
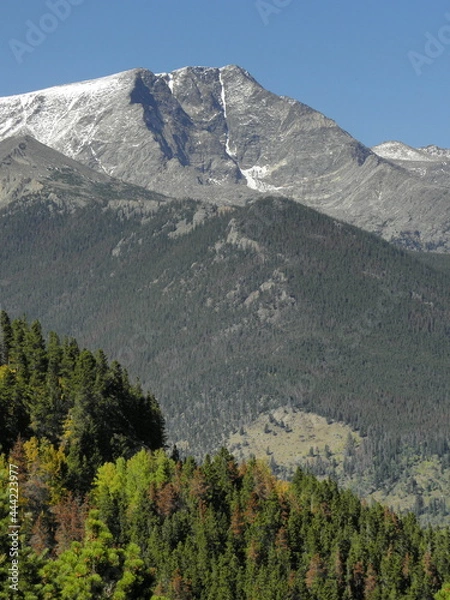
[372,140,450,191]
[0,134,167,213]
[0,135,107,211]
[1,66,450,250]
[373,141,450,162]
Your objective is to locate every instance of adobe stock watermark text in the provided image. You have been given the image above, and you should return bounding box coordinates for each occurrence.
[255,0,294,26]
[408,13,450,75]
[8,464,20,593]
[9,0,86,65]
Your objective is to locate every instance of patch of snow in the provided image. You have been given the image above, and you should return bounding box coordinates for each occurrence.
[209,177,229,186]
[409,167,427,178]
[219,72,227,120]
[240,165,284,193]
[419,144,450,159]
[168,73,174,93]
[161,72,175,94]
[2,71,134,103]
[1,75,123,137]
[218,71,237,161]
[89,144,109,175]
[372,141,436,162]
[0,69,140,171]
[225,137,236,161]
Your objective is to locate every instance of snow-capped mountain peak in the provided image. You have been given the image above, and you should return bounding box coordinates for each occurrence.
[371,141,436,162]
[419,144,450,160]
[1,66,450,250]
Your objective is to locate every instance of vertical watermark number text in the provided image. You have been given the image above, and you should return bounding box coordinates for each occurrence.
[8,464,20,593]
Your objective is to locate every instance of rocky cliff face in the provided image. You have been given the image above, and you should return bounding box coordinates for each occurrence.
[1,66,450,250]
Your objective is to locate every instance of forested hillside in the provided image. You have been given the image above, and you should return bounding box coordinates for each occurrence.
[0,312,165,488]
[0,313,450,599]
[2,443,450,598]
[2,196,450,522]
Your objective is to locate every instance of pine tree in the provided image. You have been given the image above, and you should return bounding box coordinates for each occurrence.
[41,510,147,599]
[0,310,13,365]
[435,582,450,600]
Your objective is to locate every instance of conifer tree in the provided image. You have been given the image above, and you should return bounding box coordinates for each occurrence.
[0,309,12,365]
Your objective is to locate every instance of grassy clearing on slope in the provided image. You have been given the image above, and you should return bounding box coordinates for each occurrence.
[226,406,361,472]
[225,407,450,526]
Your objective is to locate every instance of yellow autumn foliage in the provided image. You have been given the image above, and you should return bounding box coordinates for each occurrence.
[23,437,67,505]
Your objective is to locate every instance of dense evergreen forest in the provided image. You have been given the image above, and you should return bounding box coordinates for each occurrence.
[0,311,165,489]
[1,313,450,599]
[3,195,450,524]
[2,197,450,483]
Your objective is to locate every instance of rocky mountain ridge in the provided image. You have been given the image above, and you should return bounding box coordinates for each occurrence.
[1,66,450,250]
[372,140,450,191]
[0,134,170,218]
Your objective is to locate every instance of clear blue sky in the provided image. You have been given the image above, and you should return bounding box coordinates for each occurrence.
[1,0,449,148]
